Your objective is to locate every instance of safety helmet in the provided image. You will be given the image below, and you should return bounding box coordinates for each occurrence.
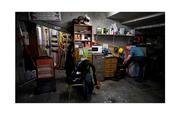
[118,47,124,54]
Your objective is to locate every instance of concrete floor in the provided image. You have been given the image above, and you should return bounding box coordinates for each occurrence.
[16,70,165,103]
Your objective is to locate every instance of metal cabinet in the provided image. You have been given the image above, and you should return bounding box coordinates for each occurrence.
[104,57,118,77]
[92,53,104,81]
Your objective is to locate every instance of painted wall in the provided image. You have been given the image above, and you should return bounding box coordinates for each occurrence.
[95,35,132,47]
[60,12,132,47]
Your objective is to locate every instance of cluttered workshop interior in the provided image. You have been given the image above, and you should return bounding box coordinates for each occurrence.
[15,12,165,103]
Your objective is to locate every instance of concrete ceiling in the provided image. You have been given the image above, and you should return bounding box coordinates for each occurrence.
[108,12,165,29]
[108,12,157,22]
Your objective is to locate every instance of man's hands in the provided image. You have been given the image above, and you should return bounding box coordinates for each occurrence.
[123,55,131,65]
[123,60,127,64]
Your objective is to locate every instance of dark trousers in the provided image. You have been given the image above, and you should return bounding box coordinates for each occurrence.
[125,56,145,80]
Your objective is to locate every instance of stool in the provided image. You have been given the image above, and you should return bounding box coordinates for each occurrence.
[67,83,84,102]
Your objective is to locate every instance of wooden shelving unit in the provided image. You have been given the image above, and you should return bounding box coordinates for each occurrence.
[73,24,92,48]
[73,24,93,63]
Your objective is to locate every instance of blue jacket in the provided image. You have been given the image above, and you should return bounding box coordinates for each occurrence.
[130,47,144,57]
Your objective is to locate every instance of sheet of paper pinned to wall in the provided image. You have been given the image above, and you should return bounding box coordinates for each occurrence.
[103,43,108,49]
[79,48,83,55]
[23,32,29,45]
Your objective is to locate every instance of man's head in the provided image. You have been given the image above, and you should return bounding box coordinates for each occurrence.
[125,44,132,50]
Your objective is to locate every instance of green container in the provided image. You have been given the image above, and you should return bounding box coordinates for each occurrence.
[82,48,89,58]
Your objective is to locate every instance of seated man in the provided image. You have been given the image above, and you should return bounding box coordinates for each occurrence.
[123,44,145,82]
[113,47,126,81]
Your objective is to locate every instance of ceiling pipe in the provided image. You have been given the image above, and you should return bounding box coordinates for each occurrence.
[135,23,165,30]
[121,12,165,24]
